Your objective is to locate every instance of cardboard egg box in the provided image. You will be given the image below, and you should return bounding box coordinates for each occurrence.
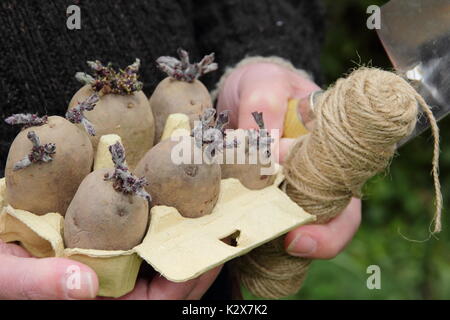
[0,114,314,298]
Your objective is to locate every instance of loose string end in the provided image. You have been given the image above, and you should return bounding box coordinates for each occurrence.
[415,94,443,235]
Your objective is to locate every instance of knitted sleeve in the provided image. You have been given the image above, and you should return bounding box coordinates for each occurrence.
[0,0,197,176]
[192,0,325,89]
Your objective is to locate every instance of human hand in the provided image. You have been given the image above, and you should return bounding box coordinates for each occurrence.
[0,239,221,300]
[217,61,320,163]
[217,61,361,259]
[110,265,223,300]
[0,240,98,299]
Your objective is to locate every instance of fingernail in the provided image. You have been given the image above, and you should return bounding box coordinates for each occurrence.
[64,269,96,300]
[287,234,317,257]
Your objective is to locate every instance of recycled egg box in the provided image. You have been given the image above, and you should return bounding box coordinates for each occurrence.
[0,115,315,298]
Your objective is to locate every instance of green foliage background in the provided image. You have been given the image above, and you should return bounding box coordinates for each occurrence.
[244,0,450,300]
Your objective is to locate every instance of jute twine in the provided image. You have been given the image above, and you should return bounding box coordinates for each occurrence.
[233,68,442,299]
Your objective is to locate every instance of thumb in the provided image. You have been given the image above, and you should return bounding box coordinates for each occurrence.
[284,198,362,259]
[0,254,98,300]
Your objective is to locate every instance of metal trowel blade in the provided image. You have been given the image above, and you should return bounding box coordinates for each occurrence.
[377,0,450,146]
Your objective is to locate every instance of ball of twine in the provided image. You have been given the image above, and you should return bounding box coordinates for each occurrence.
[234,68,442,299]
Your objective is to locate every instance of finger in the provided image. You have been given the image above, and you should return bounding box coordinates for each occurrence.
[0,240,32,258]
[288,70,322,100]
[117,266,223,300]
[237,64,292,133]
[106,277,152,300]
[186,265,223,300]
[285,198,362,259]
[146,275,199,300]
[270,137,295,164]
[0,255,98,300]
[217,67,245,129]
[278,138,296,164]
[116,276,200,300]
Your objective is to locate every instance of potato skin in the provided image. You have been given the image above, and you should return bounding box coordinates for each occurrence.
[64,169,149,250]
[221,162,276,190]
[5,116,94,216]
[68,85,155,169]
[220,147,276,190]
[134,138,221,218]
[150,77,212,143]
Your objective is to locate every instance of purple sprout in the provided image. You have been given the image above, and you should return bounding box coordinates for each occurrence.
[75,59,143,95]
[13,131,56,171]
[248,112,273,158]
[104,142,151,203]
[5,114,48,129]
[156,49,218,82]
[65,93,99,136]
[191,108,233,161]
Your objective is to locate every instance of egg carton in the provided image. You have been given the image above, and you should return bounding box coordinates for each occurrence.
[0,114,314,298]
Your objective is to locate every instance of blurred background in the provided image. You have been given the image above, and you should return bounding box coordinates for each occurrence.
[245,0,450,300]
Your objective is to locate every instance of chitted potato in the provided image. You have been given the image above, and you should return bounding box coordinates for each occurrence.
[134,137,221,218]
[69,84,155,169]
[221,148,276,190]
[150,77,212,142]
[151,49,218,142]
[68,59,155,169]
[5,116,94,216]
[64,168,149,250]
[221,116,276,190]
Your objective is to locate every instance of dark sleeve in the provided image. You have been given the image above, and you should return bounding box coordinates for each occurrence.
[0,0,197,176]
[192,0,326,88]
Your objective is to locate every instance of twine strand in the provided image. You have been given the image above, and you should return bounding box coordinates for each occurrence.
[415,94,442,233]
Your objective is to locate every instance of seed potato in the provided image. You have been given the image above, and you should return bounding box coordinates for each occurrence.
[5,116,94,216]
